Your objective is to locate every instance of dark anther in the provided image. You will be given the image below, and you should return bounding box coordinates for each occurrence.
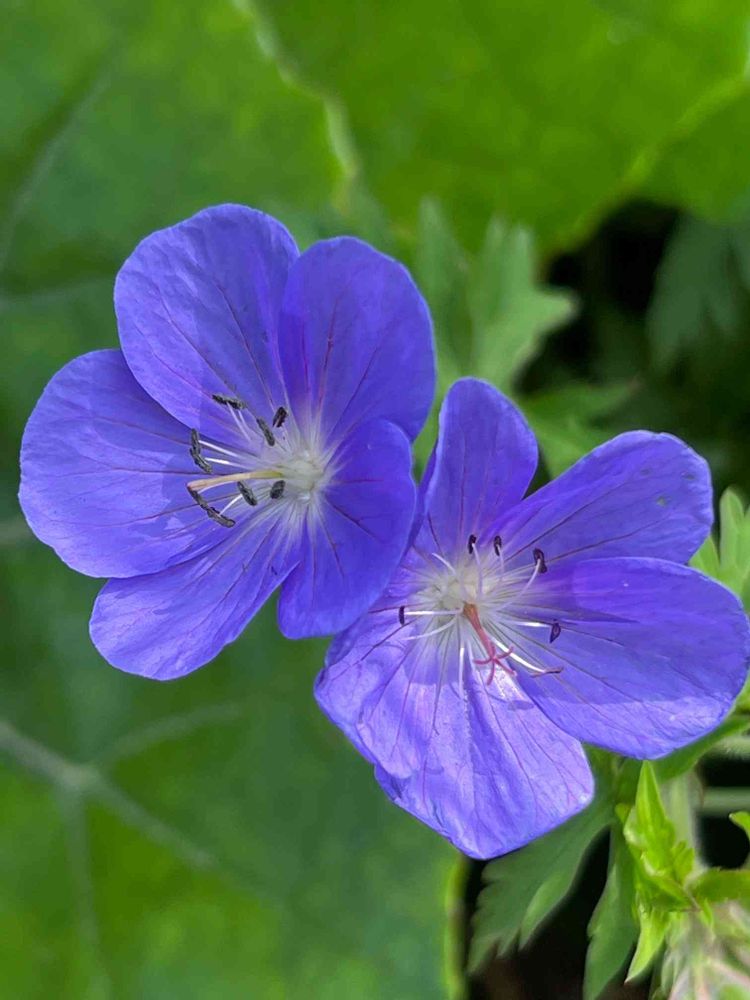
[398,606,406,626]
[256,417,276,446]
[212,393,246,410]
[533,548,548,573]
[493,535,502,556]
[187,486,234,527]
[272,406,288,429]
[189,429,212,473]
[238,482,258,507]
[187,484,209,509]
[206,507,235,528]
[550,621,561,643]
[468,533,477,554]
[270,480,286,500]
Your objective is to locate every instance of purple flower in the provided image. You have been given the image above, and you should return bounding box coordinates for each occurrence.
[316,378,750,858]
[19,205,434,679]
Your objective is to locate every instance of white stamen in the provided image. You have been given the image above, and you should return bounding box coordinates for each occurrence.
[186,409,333,529]
[397,538,561,683]
[403,621,456,642]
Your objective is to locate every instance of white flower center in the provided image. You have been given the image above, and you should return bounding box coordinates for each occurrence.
[398,536,561,684]
[185,395,333,529]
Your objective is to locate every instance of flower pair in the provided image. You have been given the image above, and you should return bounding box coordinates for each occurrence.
[20,205,750,858]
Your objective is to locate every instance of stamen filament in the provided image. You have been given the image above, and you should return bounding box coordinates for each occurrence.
[199,440,252,462]
[188,469,284,491]
[403,621,456,642]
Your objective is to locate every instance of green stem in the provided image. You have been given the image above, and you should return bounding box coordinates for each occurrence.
[701,787,750,816]
[710,735,750,760]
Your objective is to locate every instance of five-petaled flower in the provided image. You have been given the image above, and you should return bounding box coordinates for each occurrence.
[20,205,434,679]
[315,378,750,859]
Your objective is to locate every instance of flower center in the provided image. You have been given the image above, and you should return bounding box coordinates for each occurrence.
[185,394,332,528]
[398,535,562,685]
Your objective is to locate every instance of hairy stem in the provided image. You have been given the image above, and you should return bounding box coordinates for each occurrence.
[700,787,750,816]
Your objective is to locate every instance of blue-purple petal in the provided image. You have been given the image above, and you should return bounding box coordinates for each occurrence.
[115,204,296,442]
[509,557,750,757]
[419,378,538,560]
[277,237,435,444]
[278,419,416,638]
[497,431,712,567]
[19,350,225,578]
[316,609,593,859]
[90,512,299,679]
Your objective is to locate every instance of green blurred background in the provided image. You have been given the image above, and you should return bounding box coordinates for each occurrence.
[2,1,750,996]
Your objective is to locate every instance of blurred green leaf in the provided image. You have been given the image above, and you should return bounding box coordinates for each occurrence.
[647,216,750,371]
[411,204,580,468]
[415,198,469,372]
[0,548,458,998]
[468,219,577,391]
[414,203,575,391]
[644,86,750,223]
[469,791,610,972]
[523,382,634,477]
[0,1,344,293]
[253,0,750,249]
[583,830,637,1000]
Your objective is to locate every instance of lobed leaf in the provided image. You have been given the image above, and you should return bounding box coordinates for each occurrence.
[583,830,638,1000]
[469,791,610,972]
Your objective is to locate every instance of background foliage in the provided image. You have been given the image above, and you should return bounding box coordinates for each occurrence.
[2,1,750,997]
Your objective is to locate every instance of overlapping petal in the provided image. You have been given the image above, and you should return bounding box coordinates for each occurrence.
[90,510,298,680]
[278,419,416,638]
[115,204,296,442]
[317,613,594,858]
[19,350,223,578]
[418,378,538,560]
[278,237,435,444]
[508,557,750,756]
[497,431,712,568]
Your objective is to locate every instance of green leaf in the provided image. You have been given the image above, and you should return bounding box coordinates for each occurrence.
[411,207,579,468]
[620,766,696,982]
[0,2,344,294]
[623,765,695,898]
[691,534,722,581]
[469,792,610,972]
[647,216,750,371]
[584,830,637,1000]
[643,85,750,223]
[693,869,750,907]
[690,488,750,613]
[253,0,750,249]
[0,546,458,998]
[523,382,633,477]
[627,905,670,981]
[730,811,750,848]
[414,198,470,370]
[467,219,577,391]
